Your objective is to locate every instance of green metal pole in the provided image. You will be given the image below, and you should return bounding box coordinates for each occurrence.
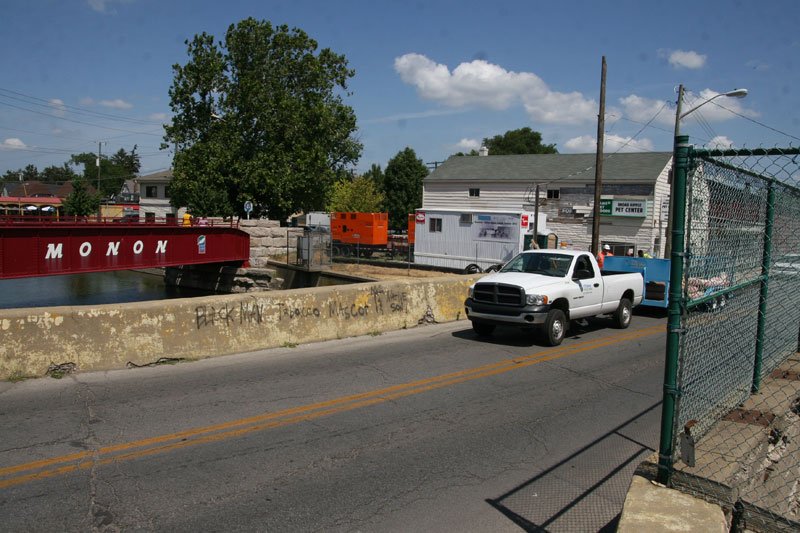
[657,134,690,485]
[752,181,776,393]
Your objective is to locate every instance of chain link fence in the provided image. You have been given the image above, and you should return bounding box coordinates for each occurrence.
[294,229,332,268]
[659,140,800,530]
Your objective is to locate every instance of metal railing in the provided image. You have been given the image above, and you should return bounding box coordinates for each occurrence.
[659,137,800,530]
[0,215,240,228]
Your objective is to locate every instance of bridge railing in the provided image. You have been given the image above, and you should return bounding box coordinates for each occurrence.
[0,215,240,228]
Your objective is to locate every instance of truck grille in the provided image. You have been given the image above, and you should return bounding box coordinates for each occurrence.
[472,283,524,306]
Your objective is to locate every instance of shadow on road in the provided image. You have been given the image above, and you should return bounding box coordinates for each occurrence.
[486,402,662,532]
[451,317,624,347]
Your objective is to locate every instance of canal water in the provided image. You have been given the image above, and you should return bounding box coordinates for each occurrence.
[0,270,214,310]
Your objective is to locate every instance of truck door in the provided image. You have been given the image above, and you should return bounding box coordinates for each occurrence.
[570,254,604,317]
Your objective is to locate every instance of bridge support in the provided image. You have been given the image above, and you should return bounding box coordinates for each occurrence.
[165,263,284,293]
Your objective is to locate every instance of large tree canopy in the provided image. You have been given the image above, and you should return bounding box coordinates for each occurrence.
[163,18,362,220]
[483,127,557,155]
[383,147,428,231]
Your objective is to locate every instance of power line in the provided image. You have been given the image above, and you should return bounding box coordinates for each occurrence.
[0,101,163,137]
[710,100,800,143]
[0,87,165,126]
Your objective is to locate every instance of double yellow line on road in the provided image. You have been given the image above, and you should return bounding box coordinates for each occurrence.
[1,324,664,489]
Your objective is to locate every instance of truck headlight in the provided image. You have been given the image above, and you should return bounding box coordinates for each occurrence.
[526,294,548,305]
[468,286,474,299]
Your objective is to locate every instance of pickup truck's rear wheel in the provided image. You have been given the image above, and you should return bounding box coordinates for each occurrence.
[542,309,566,346]
[613,298,632,329]
[472,322,495,337]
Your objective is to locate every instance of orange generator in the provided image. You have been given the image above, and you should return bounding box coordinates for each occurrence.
[330,212,388,256]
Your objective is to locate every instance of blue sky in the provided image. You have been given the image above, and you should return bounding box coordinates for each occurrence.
[2,0,799,178]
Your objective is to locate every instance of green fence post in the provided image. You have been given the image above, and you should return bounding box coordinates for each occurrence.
[657,134,690,485]
[752,181,776,393]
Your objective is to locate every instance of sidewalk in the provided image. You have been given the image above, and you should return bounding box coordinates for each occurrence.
[618,352,800,532]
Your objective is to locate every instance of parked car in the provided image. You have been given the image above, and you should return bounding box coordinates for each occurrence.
[464,249,644,346]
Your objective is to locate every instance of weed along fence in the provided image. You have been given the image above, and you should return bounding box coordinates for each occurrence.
[0,275,478,380]
[658,137,800,529]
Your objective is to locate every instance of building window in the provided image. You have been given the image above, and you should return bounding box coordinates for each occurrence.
[469,188,480,197]
[459,213,473,224]
[547,189,560,200]
[429,218,442,232]
[145,212,155,220]
[145,186,158,198]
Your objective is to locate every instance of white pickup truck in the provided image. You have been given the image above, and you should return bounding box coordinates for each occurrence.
[464,249,644,346]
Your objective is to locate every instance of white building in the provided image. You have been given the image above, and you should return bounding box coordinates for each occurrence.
[421,151,673,258]
[134,170,187,222]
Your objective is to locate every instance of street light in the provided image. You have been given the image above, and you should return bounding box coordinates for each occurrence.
[665,85,748,256]
[674,85,748,136]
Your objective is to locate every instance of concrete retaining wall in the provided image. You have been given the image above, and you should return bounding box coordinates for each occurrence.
[0,275,479,380]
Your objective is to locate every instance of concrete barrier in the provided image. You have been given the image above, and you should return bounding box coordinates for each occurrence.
[0,275,480,380]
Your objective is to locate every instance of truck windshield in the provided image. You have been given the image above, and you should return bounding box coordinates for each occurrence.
[500,253,573,277]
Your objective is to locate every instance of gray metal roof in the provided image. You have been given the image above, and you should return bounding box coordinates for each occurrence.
[135,169,173,182]
[425,152,672,184]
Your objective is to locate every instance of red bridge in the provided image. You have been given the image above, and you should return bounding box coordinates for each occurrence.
[0,216,250,280]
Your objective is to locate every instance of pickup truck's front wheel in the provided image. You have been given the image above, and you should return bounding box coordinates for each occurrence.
[542,309,566,346]
[613,298,632,329]
[472,321,495,337]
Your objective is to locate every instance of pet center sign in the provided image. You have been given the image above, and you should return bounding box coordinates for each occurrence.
[599,198,647,218]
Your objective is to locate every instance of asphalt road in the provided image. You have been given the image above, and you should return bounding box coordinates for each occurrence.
[0,311,667,532]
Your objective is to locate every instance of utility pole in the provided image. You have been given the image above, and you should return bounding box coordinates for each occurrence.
[665,85,684,258]
[96,141,107,194]
[533,183,540,247]
[591,56,607,256]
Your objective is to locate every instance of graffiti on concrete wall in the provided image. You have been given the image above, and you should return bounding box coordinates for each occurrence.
[195,301,265,328]
[194,287,410,329]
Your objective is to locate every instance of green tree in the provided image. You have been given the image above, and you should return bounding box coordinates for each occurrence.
[326,174,385,213]
[482,127,557,155]
[362,163,384,193]
[383,147,428,230]
[21,164,40,181]
[40,163,78,184]
[70,146,139,199]
[163,18,362,220]
[62,177,101,217]
[3,169,20,181]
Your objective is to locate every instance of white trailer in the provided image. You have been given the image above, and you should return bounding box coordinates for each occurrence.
[413,209,548,272]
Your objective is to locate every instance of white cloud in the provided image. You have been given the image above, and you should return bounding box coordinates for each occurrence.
[87,0,132,13]
[80,97,95,106]
[1,138,27,150]
[706,136,736,149]
[666,49,707,69]
[447,138,481,153]
[87,0,107,12]
[149,113,167,121]
[364,108,465,124]
[563,134,654,153]
[99,98,133,109]
[745,59,770,72]
[619,94,675,126]
[49,98,67,117]
[394,53,596,125]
